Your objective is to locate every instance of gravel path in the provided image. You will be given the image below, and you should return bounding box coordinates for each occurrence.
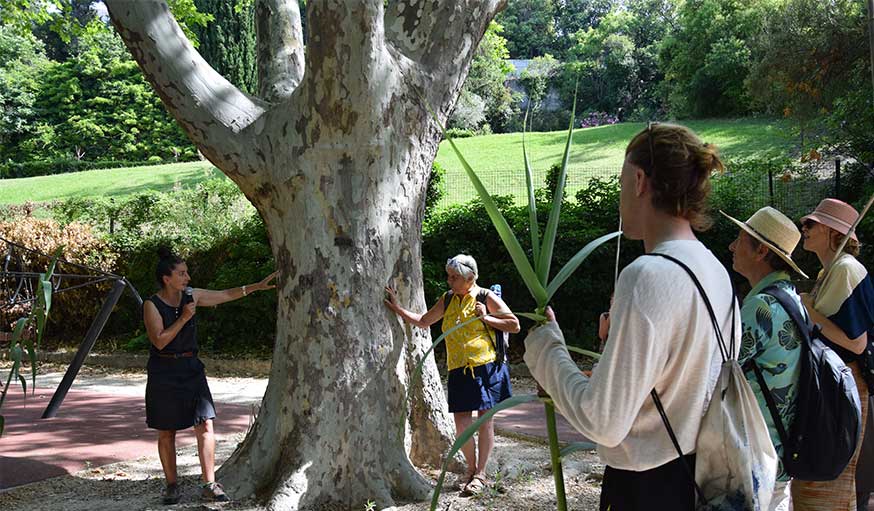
[0,364,604,510]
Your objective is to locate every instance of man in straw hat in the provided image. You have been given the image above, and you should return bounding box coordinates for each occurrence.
[724,206,810,511]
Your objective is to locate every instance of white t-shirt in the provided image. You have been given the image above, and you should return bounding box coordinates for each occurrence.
[524,239,739,471]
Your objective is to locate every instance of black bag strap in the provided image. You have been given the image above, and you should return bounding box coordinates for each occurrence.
[760,285,812,344]
[649,388,706,504]
[741,285,809,450]
[641,252,739,505]
[441,290,454,310]
[476,288,509,366]
[744,358,791,450]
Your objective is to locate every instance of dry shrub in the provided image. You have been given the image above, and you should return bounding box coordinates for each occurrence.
[0,218,119,341]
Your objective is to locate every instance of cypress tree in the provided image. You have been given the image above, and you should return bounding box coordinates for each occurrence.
[193,0,257,94]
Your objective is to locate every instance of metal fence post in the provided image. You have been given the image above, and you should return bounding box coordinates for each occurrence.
[768,166,775,207]
[835,158,842,199]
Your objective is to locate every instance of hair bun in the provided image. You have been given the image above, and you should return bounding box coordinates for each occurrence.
[157,246,175,260]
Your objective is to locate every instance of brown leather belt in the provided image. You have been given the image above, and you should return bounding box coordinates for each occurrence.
[155,351,194,359]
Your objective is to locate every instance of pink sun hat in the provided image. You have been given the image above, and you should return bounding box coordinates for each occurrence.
[801,198,859,241]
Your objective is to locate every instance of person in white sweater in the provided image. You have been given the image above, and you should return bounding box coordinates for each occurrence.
[523,123,739,511]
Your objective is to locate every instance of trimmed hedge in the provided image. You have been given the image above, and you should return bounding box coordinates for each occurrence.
[0,157,199,179]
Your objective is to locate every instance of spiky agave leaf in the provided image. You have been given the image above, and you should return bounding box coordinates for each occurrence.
[522,107,541,269]
[560,441,597,459]
[430,394,541,511]
[537,87,578,288]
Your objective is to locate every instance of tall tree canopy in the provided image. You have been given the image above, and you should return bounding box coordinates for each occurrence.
[193,0,257,94]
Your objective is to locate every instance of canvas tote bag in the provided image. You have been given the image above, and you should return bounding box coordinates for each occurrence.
[647,253,777,511]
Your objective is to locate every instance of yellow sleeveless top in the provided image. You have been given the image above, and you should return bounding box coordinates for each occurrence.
[441,291,496,372]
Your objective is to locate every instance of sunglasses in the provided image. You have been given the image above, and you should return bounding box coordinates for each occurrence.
[646,121,659,176]
[801,219,817,229]
[447,258,475,272]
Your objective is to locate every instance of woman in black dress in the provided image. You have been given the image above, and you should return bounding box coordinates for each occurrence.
[143,247,277,504]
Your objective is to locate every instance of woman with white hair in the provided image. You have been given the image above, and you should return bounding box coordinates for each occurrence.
[385,254,520,496]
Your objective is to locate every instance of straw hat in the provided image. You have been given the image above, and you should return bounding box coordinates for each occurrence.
[801,198,859,241]
[721,207,809,278]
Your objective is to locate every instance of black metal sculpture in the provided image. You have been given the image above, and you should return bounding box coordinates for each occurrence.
[0,237,141,418]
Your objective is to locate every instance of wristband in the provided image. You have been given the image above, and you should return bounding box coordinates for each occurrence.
[242,285,248,296]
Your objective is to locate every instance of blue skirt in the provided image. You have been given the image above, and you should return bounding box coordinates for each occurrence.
[447,361,512,413]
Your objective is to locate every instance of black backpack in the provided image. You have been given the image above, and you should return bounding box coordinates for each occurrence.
[443,287,508,367]
[743,285,862,481]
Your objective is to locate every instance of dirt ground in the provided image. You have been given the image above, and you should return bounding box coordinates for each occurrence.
[0,362,605,511]
[0,431,603,511]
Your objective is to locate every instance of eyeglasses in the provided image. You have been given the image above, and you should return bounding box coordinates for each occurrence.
[646,121,659,176]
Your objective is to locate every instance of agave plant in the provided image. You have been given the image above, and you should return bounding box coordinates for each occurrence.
[0,251,59,436]
[417,99,620,510]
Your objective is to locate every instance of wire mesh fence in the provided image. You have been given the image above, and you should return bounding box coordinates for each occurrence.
[435,159,842,220]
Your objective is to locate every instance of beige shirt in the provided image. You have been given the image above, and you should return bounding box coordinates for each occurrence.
[524,240,739,471]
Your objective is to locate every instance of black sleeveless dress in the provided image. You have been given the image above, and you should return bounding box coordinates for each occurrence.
[144,295,216,431]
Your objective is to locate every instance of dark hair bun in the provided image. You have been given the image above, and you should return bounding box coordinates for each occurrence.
[157,246,175,260]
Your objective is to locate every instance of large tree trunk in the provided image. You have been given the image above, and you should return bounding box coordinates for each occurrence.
[105,0,504,508]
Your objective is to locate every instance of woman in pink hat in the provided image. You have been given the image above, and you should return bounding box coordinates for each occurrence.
[793,198,874,511]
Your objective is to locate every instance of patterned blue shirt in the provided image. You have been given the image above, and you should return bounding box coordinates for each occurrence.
[738,271,805,482]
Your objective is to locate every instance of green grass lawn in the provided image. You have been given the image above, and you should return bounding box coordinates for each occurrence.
[0,118,793,210]
[434,118,793,207]
[0,161,224,206]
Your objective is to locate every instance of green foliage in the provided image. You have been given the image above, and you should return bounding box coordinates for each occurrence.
[540,161,567,204]
[1,0,211,48]
[448,89,487,131]
[2,20,195,164]
[747,0,865,119]
[551,0,613,58]
[746,0,870,164]
[0,27,51,159]
[561,9,640,116]
[0,250,58,436]
[660,0,768,117]
[30,0,96,62]
[461,22,519,133]
[43,178,277,354]
[496,0,559,58]
[121,332,151,353]
[194,0,257,94]
[424,162,446,222]
[519,54,561,111]
[841,163,874,268]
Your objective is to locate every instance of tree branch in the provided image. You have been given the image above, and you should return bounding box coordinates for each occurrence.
[255,0,305,103]
[304,0,385,84]
[386,0,506,72]
[105,0,267,173]
[385,0,506,115]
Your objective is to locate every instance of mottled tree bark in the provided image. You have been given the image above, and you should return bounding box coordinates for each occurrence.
[105,1,504,508]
